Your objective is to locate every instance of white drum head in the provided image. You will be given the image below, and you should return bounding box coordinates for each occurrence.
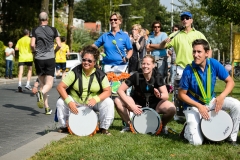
[69,107,98,136]
[201,110,233,141]
[132,108,161,134]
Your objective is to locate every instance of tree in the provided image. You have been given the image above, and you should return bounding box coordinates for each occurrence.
[66,0,74,51]
[41,0,49,13]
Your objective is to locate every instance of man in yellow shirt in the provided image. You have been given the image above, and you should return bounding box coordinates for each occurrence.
[55,37,70,79]
[15,29,33,92]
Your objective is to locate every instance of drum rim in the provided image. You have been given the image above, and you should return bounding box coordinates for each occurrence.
[131,107,161,134]
[68,106,98,136]
[200,109,233,142]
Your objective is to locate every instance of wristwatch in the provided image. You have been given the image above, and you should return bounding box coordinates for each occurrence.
[125,57,129,62]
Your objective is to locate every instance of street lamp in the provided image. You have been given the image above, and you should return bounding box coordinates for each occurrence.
[52,0,55,27]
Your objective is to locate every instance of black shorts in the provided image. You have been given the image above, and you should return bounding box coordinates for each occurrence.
[18,62,33,67]
[34,58,55,77]
[133,95,160,110]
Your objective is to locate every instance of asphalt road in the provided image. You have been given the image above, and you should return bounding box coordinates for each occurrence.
[0,79,61,157]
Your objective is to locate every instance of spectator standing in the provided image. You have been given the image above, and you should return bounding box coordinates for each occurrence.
[92,12,132,73]
[146,21,168,77]
[129,24,145,73]
[5,41,15,79]
[30,11,61,115]
[15,29,33,92]
[55,36,70,79]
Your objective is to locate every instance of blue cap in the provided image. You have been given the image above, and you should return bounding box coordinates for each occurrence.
[180,11,192,18]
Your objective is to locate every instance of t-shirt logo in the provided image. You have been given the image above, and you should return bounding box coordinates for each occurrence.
[119,38,123,41]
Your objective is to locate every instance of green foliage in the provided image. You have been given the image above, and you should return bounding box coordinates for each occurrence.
[54,19,67,37]
[199,0,240,25]
[72,29,95,52]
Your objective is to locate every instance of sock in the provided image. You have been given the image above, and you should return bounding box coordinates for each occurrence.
[18,82,21,86]
[26,81,30,86]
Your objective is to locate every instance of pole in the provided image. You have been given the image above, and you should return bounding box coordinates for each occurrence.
[52,0,55,27]
[109,0,112,31]
[171,0,173,28]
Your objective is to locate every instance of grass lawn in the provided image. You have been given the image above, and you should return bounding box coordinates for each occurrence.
[29,80,240,160]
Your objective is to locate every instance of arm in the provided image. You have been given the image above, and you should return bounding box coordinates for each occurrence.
[159,37,171,49]
[92,44,99,49]
[54,37,61,53]
[214,76,234,112]
[117,82,142,114]
[154,85,169,100]
[30,37,36,52]
[57,81,78,114]
[178,88,210,119]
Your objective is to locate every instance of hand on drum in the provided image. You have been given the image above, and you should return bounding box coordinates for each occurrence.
[198,105,210,120]
[132,105,142,115]
[87,98,97,107]
[214,95,224,113]
[69,102,79,114]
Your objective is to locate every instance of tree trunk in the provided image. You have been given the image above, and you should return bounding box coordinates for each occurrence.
[67,0,74,51]
[41,0,49,13]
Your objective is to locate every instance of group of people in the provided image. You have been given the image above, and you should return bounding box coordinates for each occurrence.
[4,10,240,146]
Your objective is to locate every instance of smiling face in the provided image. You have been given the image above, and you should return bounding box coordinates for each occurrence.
[110,14,121,29]
[82,53,96,71]
[193,44,209,66]
[141,56,155,74]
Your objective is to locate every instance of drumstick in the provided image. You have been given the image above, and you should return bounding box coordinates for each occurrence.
[170,26,186,39]
[112,40,124,58]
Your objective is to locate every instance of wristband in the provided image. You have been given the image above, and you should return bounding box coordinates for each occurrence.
[64,96,72,105]
[93,96,101,103]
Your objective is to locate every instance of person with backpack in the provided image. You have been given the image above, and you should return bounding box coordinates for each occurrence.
[56,45,114,135]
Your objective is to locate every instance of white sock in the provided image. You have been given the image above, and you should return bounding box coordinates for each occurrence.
[18,82,21,86]
[26,81,30,86]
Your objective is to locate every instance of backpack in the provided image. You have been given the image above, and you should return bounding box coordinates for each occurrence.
[66,64,106,98]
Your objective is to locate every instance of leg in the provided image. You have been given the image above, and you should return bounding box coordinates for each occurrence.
[56,98,70,128]
[94,97,114,131]
[9,60,13,78]
[18,65,24,86]
[40,75,53,94]
[183,107,204,145]
[26,65,32,84]
[221,97,240,142]
[5,60,10,78]
[155,100,176,126]
[114,96,136,125]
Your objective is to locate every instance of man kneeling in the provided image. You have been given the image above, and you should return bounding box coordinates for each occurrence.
[178,39,240,146]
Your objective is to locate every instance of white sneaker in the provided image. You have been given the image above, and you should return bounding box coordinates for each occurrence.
[25,85,32,90]
[120,126,130,133]
[162,126,168,135]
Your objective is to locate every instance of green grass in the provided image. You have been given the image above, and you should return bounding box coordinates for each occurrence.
[29,80,240,160]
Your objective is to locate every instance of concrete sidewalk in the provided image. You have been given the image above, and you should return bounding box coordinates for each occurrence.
[0,132,67,160]
[0,76,68,160]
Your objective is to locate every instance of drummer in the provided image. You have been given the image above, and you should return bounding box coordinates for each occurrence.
[114,54,176,134]
[178,39,240,146]
[56,45,114,135]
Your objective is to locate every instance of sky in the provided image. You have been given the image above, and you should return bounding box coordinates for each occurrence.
[160,0,198,11]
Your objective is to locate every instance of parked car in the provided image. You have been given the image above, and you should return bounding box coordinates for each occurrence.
[65,52,82,72]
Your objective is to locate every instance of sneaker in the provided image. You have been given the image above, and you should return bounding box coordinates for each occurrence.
[58,127,68,133]
[162,126,168,135]
[18,86,23,92]
[45,108,52,115]
[25,85,32,90]
[37,91,44,108]
[179,123,187,140]
[120,126,130,133]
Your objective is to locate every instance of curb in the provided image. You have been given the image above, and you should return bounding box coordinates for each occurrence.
[0,132,68,160]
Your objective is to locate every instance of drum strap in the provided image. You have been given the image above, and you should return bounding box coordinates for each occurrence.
[189,59,211,105]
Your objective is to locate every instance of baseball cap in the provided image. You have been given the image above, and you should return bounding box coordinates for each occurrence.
[180,11,192,18]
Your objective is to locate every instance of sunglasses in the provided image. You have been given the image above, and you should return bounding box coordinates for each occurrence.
[154,26,160,28]
[82,58,94,63]
[181,16,191,21]
[109,18,118,22]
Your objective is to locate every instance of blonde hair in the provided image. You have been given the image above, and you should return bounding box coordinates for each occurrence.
[132,24,142,33]
[110,12,122,22]
[143,54,155,64]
